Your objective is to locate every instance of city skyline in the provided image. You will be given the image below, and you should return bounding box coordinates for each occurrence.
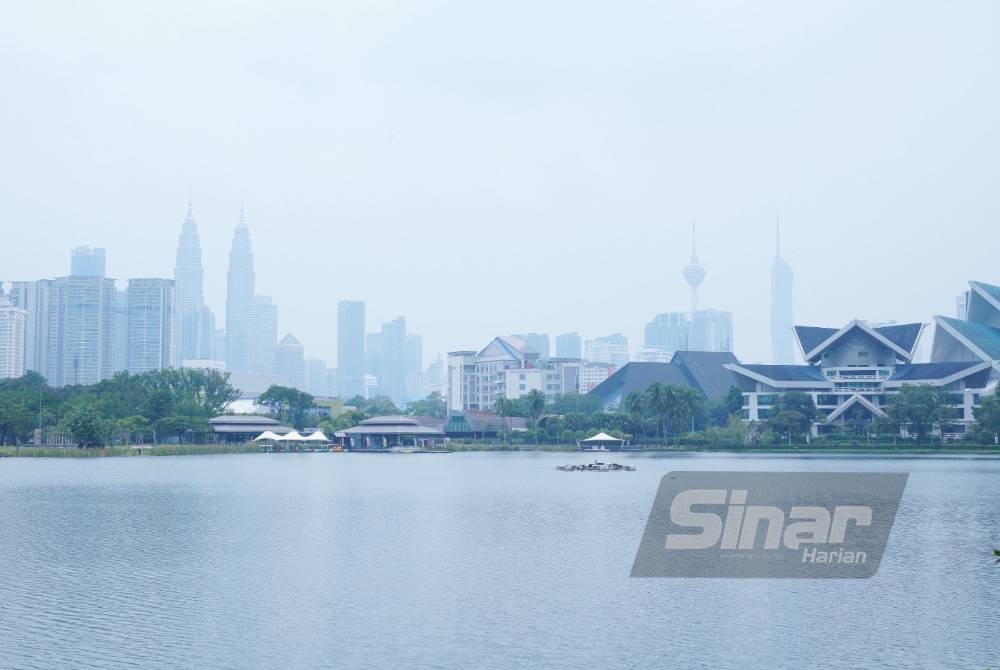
[5,3,998,369]
[2,196,988,377]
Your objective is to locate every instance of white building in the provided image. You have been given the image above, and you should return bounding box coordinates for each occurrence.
[126,278,177,374]
[689,309,733,353]
[0,297,27,379]
[584,333,629,368]
[447,337,584,414]
[578,362,614,393]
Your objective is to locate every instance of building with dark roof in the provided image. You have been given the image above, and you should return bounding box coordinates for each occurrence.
[338,415,446,450]
[589,351,740,409]
[724,313,998,436]
[209,415,292,443]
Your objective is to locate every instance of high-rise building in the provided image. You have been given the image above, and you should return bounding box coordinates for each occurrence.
[225,205,256,373]
[423,354,446,397]
[252,295,277,376]
[125,278,177,374]
[771,217,794,364]
[186,304,216,363]
[0,296,28,379]
[584,333,629,368]
[113,288,127,373]
[274,333,306,390]
[512,333,550,360]
[956,292,970,320]
[305,358,331,396]
[682,222,706,313]
[365,332,382,392]
[70,246,106,278]
[405,334,423,400]
[174,198,215,360]
[555,332,582,359]
[644,312,689,356]
[337,300,366,398]
[50,276,117,386]
[378,317,408,404]
[689,309,733,353]
[5,280,53,376]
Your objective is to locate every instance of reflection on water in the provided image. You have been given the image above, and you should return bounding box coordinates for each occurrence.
[0,452,997,669]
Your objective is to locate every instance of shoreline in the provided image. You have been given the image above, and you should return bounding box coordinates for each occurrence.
[2,444,1000,458]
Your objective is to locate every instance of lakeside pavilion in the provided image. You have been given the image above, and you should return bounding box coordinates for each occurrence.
[338,416,446,450]
[209,415,293,444]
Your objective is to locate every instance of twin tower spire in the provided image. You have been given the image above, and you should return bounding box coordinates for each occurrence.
[173,195,255,366]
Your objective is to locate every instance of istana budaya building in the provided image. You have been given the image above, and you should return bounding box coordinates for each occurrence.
[725,280,1000,436]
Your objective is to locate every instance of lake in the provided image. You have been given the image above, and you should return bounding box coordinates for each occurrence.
[0,452,997,669]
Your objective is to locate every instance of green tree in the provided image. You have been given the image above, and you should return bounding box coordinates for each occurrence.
[886,384,955,442]
[973,386,1000,443]
[768,410,809,442]
[643,383,670,441]
[524,389,546,428]
[663,386,702,436]
[623,391,645,417]
[61,402,108,447]
[407,391,447,418]
[258,386,315,429]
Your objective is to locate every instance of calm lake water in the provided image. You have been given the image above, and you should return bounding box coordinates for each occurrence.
[0,452,997,669]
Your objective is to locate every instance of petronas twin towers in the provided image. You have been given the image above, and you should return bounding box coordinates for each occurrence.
[173,199,273,374]
[224,204,257,373]
[174,200,215,362]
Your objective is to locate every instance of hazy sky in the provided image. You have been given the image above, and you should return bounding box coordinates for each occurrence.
[2,1,998,367]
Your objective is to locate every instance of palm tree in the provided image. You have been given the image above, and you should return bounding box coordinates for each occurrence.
[644,383,669,442]
[623,391,646,440]
[525,390,546,428]
[663,386,702,438]
[624,391,645,416]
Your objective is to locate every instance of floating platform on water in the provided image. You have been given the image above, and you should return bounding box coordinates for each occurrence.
[557,461,636,472]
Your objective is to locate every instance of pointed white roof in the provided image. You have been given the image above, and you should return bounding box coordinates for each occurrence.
[583,432,623,442]
[253,430,282,441]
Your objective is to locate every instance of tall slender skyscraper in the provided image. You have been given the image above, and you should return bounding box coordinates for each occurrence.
[682,221,706,314]
[174,196,212,361]
[378,317,408,404]
[337,300,366,398]
[770,214,794,364]
[70,247,106,278]
[225,203,256,373]
[0,296,28,379]
[274,333,306,390]
[252,295,277,376]
[50,275,117,386]
[126,278,177,374]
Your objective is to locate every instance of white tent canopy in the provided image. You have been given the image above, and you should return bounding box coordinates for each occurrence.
[277,431,305,442]
[582,432,624,443]
[303,431,329,442]
[253,430,282,442]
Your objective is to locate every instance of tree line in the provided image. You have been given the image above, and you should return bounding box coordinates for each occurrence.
[0,369,239,447]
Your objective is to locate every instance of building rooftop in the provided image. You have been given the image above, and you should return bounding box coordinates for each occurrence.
[888,361,986,382]
[734,364,828,383]
[670,351,741,398]
[794,326,838,355]
[937,316,1000,360]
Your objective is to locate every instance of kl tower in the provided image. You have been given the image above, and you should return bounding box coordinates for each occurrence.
[682,220,706,314]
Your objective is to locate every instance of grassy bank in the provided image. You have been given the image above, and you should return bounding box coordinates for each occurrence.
[447,442,1000,455]
[0,444,262,458]
[3,443,999,458]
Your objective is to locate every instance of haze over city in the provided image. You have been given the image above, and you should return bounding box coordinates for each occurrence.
[3,1,999,365]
